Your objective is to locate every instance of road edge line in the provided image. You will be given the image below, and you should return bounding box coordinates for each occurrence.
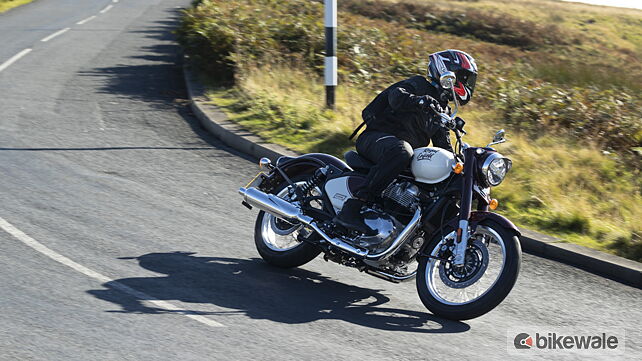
[0,48,32,72]
[0,216,225,327]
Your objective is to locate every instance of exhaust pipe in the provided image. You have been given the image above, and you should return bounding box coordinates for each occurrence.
[366,269,417,283]
[239,187,421,260]
[239,187,367,257]
[239,187,311,224]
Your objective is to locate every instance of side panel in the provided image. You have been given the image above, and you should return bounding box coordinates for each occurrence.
[324,177,350,212]
[324,175,368,212]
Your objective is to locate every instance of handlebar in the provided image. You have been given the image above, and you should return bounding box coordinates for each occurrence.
[429,107,466,134]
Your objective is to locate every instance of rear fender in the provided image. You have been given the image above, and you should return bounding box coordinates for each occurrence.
[276,153,351,175]
[274,153,351,180]
[260,153,351,192]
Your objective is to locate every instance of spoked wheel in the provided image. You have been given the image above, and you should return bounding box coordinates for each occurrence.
[254,174,322,268]
[417,220,521,320]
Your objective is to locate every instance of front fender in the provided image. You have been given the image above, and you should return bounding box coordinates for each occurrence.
[469,211,521,236]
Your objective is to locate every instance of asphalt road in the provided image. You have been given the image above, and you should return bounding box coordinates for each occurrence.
[0,1,640,360]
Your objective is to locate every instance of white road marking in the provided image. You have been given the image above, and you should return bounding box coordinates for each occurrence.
[0,49,32,73]
[0,216,225,328]
[113,0,119,3]
[100,4,113,14]
[41,28,71,42]
[76,15,96,25]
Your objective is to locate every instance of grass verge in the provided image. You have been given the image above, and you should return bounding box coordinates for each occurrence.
[179,0,642,261]
[202,66,642,262]
[0,0,34,13]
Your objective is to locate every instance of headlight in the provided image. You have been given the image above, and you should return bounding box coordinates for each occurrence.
[481,153,512,187]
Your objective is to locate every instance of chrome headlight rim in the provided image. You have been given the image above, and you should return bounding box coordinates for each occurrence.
[480,153,511,187]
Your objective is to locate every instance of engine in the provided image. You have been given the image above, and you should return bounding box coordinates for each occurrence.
[344,182,420,253]
[381,181,420,214]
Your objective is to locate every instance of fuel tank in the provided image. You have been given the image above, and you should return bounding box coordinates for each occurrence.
[411,147,455,184]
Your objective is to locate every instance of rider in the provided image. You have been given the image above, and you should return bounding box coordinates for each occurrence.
[335,49,478,235]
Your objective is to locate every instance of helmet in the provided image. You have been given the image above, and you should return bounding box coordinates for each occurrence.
[427,49,478,105]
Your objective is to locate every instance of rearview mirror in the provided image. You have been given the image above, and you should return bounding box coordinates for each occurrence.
[440,71,456,89]
[493,129,506,143]
[487,129,507,147]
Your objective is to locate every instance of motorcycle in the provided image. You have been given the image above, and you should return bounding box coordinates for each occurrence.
[238,71,521,320]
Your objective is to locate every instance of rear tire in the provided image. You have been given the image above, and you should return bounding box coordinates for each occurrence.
[254,174,321,268]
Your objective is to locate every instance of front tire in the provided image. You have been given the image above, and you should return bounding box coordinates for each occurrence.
[416,220,521,320]
[254,174,321,268]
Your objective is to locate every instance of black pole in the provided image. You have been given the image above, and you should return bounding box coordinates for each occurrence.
[324,0,337,109]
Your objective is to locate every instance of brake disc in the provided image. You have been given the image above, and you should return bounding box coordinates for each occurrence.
[439,238,489,288]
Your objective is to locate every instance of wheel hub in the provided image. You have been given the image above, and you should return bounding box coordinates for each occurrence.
[269,216,301,236]
[439,239,489,288]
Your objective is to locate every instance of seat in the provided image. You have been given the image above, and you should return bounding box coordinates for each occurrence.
[344,150,375,170]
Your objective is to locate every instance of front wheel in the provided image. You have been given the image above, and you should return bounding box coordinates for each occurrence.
[416,220,521,320]
[254,175,322,268]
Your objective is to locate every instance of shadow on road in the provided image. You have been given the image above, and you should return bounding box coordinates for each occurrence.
[88,252,470,334]
[73,7,255,163]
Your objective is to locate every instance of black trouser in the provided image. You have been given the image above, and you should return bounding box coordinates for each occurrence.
[354,130,413,200]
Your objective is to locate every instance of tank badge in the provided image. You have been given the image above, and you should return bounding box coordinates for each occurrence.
[333,193,347,201]
[417,149,438,161]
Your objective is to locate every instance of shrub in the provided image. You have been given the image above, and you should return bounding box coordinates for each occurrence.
[485,74,642,153]
[339,0,575,50]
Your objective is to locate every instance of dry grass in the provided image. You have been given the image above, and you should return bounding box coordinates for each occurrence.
[0,0,33,13]
[206,66,642,259]
[183,0,642,260]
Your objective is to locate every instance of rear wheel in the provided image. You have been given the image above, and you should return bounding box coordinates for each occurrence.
[416,220,521,320]
[254,174,322,268]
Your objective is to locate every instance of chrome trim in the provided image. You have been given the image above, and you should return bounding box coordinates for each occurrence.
[239,187,311,223]
[366,269,417,283]
[365,208,421,261]
[240,187,367,257]
[308,222,368,257]
[259,157,273,170]
[426,226,507,306]
[239,187,422,260]
[480,152,509,187]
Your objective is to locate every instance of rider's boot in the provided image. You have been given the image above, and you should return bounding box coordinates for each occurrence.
[334,199,377,236]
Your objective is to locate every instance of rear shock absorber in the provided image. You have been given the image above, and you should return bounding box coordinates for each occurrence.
[299,166,328,195]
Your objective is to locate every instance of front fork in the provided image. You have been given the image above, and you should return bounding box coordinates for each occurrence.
[452,148,476,266]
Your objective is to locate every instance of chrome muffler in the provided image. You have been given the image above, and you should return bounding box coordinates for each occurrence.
[239,187,367,257]
[239,187,310,223]
[239,187,421,260]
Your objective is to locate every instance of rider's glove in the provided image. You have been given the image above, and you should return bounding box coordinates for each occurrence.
[416,95,443,114]
[455,117,465,131]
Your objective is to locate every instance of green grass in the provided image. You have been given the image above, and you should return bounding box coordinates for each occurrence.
[179,0,642,261]
[204,66,642,261]
[0,0,34,13]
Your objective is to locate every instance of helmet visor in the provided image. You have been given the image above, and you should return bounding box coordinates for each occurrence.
[457,70,477,93]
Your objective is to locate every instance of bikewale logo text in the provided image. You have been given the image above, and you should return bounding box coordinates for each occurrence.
[507,328,625,355]
[514,333,618,350]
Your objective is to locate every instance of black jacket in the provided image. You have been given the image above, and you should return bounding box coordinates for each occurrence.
[361,75,452,151]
